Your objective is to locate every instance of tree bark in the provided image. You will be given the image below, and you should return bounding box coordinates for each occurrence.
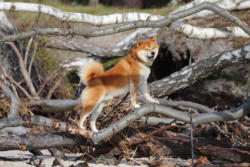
[0,132,81,151]
[0,2,249,42]
[149,44,250,97]
[170,0,250,20]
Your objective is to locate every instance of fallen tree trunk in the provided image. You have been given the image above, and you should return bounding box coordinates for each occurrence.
[0,132,81,151]
[149,44,250,97]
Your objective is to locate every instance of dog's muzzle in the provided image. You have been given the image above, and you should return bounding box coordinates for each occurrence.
[147,51,155,60]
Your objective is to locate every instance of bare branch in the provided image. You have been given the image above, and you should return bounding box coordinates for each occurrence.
[149,44,250,97]
[0,81,19,118]
[172,21,250,39]
[0,2,249,42]
[0,65,33,99]
[28,40,38,75]
[0,133,82,151]
[92,99,250,144]
[0,115,92,138]
[46,77,63,99]
[170,0,250,19]
[27,99,79,113]
[24,37,33,64]
[5,42,38,99]
[0,2,162,25]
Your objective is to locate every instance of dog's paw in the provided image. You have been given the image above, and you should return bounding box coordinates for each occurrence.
[133,103,141,108]
[147,98,159,104]
[91,127,99,133]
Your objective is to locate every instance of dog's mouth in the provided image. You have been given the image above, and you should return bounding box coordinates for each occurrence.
[148,55,155,60]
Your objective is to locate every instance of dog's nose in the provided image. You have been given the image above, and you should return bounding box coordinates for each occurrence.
[151,52,155,56]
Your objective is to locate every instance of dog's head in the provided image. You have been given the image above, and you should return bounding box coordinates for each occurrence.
[132,36,159,66]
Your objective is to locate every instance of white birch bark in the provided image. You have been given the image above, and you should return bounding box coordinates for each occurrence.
[0,1,249,51]
[172,21,250,39]
[170,0,250,19]
[0,2,163,25]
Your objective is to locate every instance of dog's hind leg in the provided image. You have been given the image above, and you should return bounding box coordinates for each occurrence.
[90,102,104,132]
[78,86,105,130]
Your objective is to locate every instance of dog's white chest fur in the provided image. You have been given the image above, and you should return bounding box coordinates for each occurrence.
[139,63,151,83]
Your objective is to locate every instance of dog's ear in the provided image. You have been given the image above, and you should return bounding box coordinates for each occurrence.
[136,40,143,47]
[151,36,157,42]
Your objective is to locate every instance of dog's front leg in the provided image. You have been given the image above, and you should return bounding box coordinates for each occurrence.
[140,81,159,104]
[130,81,141,108]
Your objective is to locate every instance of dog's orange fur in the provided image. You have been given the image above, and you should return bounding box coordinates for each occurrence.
[78,36,159,132]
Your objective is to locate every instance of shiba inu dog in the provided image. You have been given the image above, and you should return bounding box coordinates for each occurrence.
[78,36,159,132]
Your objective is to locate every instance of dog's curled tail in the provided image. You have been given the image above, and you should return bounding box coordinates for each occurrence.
[78,61,104,85]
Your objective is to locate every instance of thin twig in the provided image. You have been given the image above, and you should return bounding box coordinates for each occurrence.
[30,12,41,30]
[28,40,38,75]
[24,37,33,65]
[129,120,176,146]
[190,114,194,167]
[46,77,63,99]
[0,65,32,99]
[5,42,38,99]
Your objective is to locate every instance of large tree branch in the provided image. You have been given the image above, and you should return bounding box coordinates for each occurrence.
[0,133,81,151]
[27,99,79,112]
[172,21,250,39]
[1,98,249,145]
[0,2,249,42]
[0,115,92,138]
[47,28,159,59]
[0,2,162,25]
[170,0,250,19]
[149,44,250,97]
[92,99,250,144]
